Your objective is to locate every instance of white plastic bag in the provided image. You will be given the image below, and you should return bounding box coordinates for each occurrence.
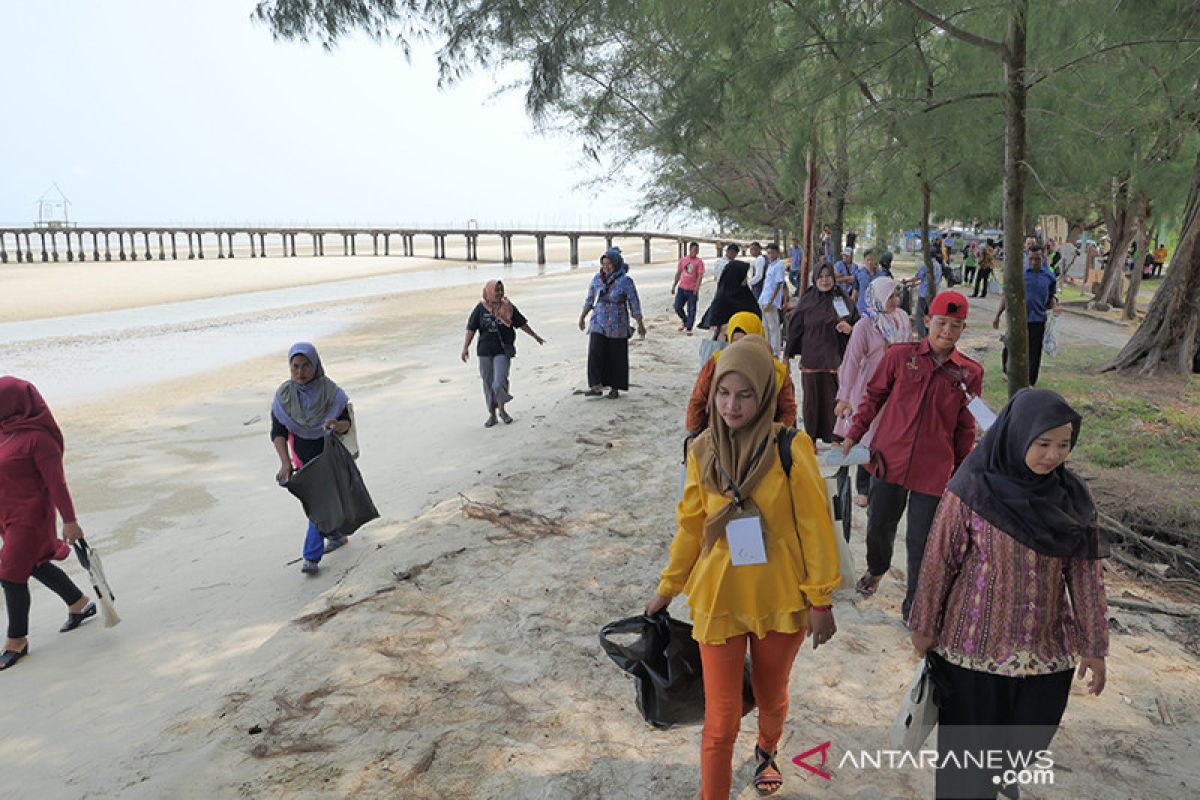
[1043,313,1061,360]
[891,658,938,753]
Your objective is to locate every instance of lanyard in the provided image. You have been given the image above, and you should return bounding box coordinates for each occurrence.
[715,435,769,508]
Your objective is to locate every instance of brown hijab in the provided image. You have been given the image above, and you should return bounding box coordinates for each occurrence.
[689,335,782,554]
[482,280,514,327]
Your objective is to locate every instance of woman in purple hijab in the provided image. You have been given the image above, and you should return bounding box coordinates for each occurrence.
[270,342,351,575]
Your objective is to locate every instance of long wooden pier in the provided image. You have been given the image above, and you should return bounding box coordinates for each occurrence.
[0,226,731,266]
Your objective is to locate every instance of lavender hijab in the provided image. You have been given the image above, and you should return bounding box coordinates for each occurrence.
[272,342,349,440]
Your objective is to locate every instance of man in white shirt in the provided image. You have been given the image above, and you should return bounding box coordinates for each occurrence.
[713,243,739,286]
[758,243,789,356]
[748,242,768,298]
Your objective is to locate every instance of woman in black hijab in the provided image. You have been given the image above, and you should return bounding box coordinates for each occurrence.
[696,259,761,365]
[784,261,858,443]
[908,388,1109,799]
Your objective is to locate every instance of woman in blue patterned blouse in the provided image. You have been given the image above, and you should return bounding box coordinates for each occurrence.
[579,249,646,399]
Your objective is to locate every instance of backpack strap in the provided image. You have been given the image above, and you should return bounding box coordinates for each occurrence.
[777,426,797,477]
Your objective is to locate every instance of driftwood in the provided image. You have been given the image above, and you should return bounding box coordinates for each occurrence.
[1107,597,1197,618]
[1098,511,1200,582]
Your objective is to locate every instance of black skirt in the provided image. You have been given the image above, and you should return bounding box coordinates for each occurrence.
[588,333,630,390]
[801,371,839,444]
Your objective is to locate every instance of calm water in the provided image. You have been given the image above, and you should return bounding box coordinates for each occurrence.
[0,259,580,406]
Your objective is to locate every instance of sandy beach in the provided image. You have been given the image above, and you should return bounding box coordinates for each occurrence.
[3,256,1197,799]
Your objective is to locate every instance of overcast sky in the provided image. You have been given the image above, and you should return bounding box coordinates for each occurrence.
[3,1,643,229]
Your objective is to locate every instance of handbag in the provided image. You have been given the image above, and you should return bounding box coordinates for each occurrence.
[778,428,855,592]
[891,656,938,753]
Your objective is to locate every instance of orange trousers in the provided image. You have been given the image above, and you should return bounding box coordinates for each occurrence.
[698,629,806,800]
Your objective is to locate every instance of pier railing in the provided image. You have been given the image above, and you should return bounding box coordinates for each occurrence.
[0,226,736,266]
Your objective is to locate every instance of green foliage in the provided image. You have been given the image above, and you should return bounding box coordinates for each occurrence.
[253,0,1200,238]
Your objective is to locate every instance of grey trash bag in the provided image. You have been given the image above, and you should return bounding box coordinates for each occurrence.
[283,434,379,537]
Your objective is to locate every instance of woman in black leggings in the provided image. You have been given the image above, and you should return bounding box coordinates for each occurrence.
[0,377,93,671]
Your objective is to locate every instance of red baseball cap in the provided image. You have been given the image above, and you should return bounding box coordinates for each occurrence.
[928,291,969,319]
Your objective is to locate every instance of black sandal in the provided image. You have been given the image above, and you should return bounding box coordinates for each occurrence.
[60,601,97,633]
[753,745,783,796]
[0,644,28,671]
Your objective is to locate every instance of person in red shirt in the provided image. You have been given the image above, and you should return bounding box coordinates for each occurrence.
[839,291,983,620]
[0,377,94,671]
[671,241,707,335]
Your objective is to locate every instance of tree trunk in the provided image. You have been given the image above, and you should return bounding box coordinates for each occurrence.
[831,114,850,256]
[1122,192,1150,321]
[1001,0,1031,395]
[1107,151,1200,375]
[920,176,936,299]
[801,143,817,294]
[1095,176,1132,307]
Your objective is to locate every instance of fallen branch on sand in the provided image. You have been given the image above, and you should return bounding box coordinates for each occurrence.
[291,586,399,630]
[458,494,568,543]
[1107,597,1198,617]
[1099,511,1200,591]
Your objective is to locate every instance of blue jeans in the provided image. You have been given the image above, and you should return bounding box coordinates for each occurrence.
[787,269,800,292]
[673,288,698,330]
[303,520,324,562]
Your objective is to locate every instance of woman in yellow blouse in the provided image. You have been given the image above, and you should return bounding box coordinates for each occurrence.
[645,335,840,799]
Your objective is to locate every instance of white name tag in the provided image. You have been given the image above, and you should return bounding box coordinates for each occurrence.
[833,297,851,318]
[967,396,998,431]
[726,515,768,566]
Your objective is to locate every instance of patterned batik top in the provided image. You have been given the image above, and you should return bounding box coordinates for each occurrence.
[583,272,643,339]
[908,491,1109,677]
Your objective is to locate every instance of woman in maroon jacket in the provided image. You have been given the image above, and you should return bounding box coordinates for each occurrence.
[0,377,93,671]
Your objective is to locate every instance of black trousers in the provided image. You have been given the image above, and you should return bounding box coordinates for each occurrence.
[1001,321,1046,385]
[963,264,976,284]
[864,479,940,619]
[855,465,871,497]
[2,561,84,639]
[972,267,992,297]
[587,333,630,390]
[930,652,1072,799]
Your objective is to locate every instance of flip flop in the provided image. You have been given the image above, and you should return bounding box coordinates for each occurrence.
[323,535,348,554]
[60,601,97,632]
[583,389,604,397]
[484,417,499,428]
[856,571,882,597]
[0,645,28,671]
[499,410,514,424]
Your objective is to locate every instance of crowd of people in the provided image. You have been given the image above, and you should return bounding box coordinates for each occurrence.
[640,237,1109,799]
[0,236,1111,800]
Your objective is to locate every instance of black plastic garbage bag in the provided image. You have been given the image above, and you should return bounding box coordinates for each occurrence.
[599,611,755,729]
[283,434,379,537]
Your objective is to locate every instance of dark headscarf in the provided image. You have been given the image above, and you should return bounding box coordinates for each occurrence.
[0,376,64,450]
[784,262,857,361]
[946,388,1106,560]
[698,260,761,330]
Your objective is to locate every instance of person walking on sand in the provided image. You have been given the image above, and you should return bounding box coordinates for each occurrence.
[671,242,706,335]
[747,242,768,299]
[995,244,1059,386]
[833,278,911,508]
[758,243,789,357]
[646,336,839,800]
[580,251,645,399]
[909,388,1108,799]
[697,259,761,365]
[686,311,797,440]
[713,243,739,286]
[462,280,545,427]
[270,342,353,575]
[840,291,982,620]
[784,262,859,444]
[0,377,95,671]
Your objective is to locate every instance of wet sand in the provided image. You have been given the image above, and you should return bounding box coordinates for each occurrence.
[2,262,1196,799]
